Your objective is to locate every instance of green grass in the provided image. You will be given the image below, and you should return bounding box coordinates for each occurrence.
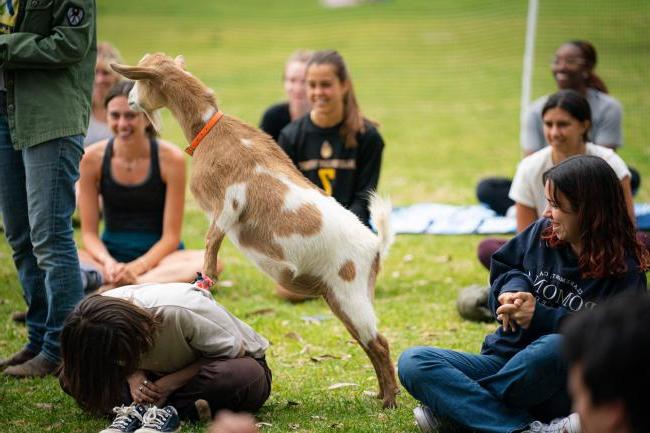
[1,0,649,432]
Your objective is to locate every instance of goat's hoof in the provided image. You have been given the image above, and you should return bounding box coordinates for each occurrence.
[382,396,397,409]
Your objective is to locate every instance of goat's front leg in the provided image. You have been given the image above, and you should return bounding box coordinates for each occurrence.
[204,217,226,281]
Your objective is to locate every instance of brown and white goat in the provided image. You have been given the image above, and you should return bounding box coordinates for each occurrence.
[111,53,399,408]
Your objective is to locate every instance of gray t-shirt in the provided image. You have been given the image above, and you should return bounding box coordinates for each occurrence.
[521,88,623,153]
[103,282,269,374]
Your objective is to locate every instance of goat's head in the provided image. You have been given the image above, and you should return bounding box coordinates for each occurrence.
[110,53,189,127]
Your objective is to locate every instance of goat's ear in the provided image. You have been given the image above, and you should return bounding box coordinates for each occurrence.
[110,63,160,81]
[174,55,186,70]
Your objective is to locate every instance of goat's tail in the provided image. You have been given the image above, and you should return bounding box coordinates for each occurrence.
[369,192,394,261]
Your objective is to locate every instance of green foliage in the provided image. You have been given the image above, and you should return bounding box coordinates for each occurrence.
[1,0,648,431]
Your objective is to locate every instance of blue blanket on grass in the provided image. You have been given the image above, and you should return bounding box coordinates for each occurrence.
[388,203,650,235]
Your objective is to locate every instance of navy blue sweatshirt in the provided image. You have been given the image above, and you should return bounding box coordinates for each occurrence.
[481,218,647,359]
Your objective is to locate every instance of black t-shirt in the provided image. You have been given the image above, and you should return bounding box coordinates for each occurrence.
[278,114,384,226]
[259,102,291,142]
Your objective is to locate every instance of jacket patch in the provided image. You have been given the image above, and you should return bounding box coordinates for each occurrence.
[66,6,84,26]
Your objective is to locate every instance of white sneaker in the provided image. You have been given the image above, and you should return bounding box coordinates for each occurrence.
[413,405,440,433]
[523,413,581,433]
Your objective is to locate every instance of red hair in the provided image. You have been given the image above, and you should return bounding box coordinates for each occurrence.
[541,156,650,278]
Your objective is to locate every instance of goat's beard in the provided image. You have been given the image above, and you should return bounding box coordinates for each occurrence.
[143,109,162,135]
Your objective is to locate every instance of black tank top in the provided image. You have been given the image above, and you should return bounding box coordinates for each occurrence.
[101,138,166,234]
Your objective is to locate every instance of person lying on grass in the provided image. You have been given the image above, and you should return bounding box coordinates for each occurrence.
[59,282,271,432]
[399,155,649,433]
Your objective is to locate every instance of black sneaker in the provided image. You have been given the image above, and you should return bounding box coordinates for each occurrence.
[100,404,147,433]
[135,406,180,433]
[413,405,440,433]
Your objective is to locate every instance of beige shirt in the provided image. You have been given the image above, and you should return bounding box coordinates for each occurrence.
[103,283,269,374]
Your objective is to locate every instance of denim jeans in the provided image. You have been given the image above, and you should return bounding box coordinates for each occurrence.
[398,334,571,433]
[0,113,84,363]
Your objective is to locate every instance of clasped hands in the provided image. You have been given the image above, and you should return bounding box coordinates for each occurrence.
[127,370,175,407]
[496,291,536,332]
[104,258,148,286]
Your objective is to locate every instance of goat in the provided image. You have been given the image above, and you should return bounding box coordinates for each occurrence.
[111,53,399,408]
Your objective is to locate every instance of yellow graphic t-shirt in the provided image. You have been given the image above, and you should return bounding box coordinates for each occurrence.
[0,0,20,34]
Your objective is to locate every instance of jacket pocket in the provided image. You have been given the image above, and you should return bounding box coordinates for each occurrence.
[21,0,54,36]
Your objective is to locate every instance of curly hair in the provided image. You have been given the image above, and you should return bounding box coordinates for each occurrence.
[60,294,160,413]
[541,155,650,278]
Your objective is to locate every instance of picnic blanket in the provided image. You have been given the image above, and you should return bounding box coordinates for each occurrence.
[388,203,650,235]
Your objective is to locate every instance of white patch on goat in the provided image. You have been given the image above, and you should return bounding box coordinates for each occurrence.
[202,107,217,123]
[216,182,247,232]
[330,280,378,345]
[240,138,253,148]
[128,83,142,112]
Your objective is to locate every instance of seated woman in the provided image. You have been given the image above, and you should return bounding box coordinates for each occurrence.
[259,49,312,142]
[477,89,634,271]
[275,49,385,301]
[78,81,223,290]
[478,39,638,216]
[400,155,649,433]
[60,282,271,431]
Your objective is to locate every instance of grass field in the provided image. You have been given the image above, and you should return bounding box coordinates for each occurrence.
[0,1,648,432]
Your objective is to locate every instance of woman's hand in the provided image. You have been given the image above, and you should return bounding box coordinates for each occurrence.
[496,292,536,330]
[150,374,183,407]
[127,370,161,405]
[103,259,125,284]
[496,292,523,332]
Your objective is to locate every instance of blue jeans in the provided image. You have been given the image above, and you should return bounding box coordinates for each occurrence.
[398,334,570,433]
[0,114,84,363]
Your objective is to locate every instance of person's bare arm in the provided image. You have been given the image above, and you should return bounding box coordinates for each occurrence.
[515,203,538,233]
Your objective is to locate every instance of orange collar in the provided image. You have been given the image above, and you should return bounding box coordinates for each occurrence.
[185,110,224,156]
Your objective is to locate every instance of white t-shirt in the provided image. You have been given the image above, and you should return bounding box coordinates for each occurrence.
[509,143,630,215]
[103,283,269,374]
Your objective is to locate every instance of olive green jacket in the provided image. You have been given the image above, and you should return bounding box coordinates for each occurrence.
[0,0,96,149]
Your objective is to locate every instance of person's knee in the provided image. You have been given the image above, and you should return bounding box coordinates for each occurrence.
[477,238,506,270]
[476,177,513,216]
[275,284,312,303]
[201,358,271,412]
[398,346,438,387]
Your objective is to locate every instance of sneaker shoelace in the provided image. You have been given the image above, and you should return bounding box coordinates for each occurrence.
[527,417,572,433]
[109,405,143,429]
[142,406,171,429]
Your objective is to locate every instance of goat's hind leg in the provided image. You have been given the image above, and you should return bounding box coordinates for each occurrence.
[323,289,398,408]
